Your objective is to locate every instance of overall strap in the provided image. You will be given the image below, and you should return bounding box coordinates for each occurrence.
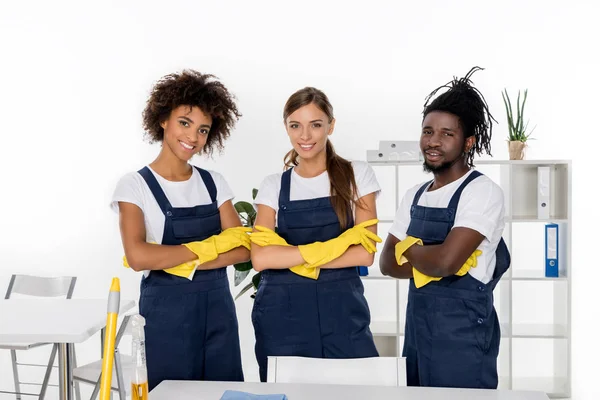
[279,169,293,205]
[138,167,172,214]
[411,180,433,206]
[447,170,483,210]
[194,166,217,203]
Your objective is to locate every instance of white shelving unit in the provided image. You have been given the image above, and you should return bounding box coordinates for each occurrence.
[361,159,572,399]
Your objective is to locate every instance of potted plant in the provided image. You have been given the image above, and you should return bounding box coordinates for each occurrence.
[502,88,536,160]
[232,188,261,299]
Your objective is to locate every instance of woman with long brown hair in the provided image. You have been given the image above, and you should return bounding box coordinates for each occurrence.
[249,86,382,382]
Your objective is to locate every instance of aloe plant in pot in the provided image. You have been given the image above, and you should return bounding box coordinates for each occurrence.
[502,88,536,160]
[232,188,260,300]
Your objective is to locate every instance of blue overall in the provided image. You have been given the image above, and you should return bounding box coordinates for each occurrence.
[137,166,244,391]
[251,169,379,382]
[402,170,511,389]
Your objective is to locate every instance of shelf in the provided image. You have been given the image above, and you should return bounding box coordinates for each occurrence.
[512,377,569,399]
[509,164,569,220]
[370,321,398,337]
[511,324,568,338]
[367,157,572,399]
[510,269,567,281]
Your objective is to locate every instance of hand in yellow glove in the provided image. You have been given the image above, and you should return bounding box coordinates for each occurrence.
[250,226,320,280]
[454,249,482,276]
[298,219,382,269]
[394,236,423,266]
[164,227,251,279]
[338,219,382,254]
[214,226,252,253]
[182,237,219,265]
[122,248,199,280]
[166,227,250,279]
[250,226,289,247]
[122,228,251,280]
[412,248,483,288]
[395,237,483,288]
[164,260,200,279]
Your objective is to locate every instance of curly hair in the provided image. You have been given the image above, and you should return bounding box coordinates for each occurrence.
[142,69,241,156]
[422,66,496,168]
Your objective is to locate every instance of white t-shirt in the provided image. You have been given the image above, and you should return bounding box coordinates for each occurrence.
[254,160,380,224]
[111,166,235,275]
[388,170,505,284]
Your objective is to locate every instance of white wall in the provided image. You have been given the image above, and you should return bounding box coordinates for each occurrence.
[0,0,598,398]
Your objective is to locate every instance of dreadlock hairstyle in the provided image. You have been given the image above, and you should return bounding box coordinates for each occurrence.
[422,66,496,168]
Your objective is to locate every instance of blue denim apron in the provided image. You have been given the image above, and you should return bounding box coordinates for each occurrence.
[137,166,243,390]
[402,170,510,389]
[251,168,379,382]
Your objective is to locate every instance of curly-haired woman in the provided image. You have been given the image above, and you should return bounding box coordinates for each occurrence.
[111,70,248,389]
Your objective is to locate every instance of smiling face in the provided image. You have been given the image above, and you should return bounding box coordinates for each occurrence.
[160,105,212,161]
[285,102,335,163]
[420,110,474,174]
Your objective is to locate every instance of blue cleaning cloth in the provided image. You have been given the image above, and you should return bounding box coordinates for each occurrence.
[220,390,288,400]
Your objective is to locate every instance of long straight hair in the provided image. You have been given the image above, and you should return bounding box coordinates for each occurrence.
[282,87,360,229]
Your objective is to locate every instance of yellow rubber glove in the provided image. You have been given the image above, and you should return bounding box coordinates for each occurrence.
[412,249,482,288]
[214,226,252,252]
[249,226,289,247]
[455,249,482,276]
[298,219,382,269]
[122,228,251,280]
[394,236,423,266]
[164,260,200,279]
[182,237,219,265]
[166,227,251,279]
[395,237,483,288]
[250,226,319,280]
[161,228,252,280]
[122,248,200,280]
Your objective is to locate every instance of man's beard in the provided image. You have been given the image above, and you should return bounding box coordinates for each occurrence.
[422,159,455,173]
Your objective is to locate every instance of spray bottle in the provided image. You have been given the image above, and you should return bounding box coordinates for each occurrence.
[130,314,149,400]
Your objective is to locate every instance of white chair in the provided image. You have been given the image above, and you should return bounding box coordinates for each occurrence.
[1,274,81,400]
[266,356,407,387]
[73,314,133,400]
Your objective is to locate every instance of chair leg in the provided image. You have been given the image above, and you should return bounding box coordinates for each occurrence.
[39,344,58,400]
[89,376,101,400]
[71,345,82,400]
[86,330,104,400]
[114,349,126,400]
[10,350,22,400]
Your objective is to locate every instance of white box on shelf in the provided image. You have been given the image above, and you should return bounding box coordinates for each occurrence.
[366,141,422,162]
[366,150,386,162]
[537,166,551,219]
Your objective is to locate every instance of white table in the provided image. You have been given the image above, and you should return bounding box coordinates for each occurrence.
[0,298,136,400]
[150,380,551,400]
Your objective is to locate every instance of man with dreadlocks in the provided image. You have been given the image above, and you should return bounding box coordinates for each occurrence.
[380,67,511,389]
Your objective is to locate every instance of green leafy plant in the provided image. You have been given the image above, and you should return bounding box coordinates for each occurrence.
[502,88,536,142]
[232,188,260,300]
